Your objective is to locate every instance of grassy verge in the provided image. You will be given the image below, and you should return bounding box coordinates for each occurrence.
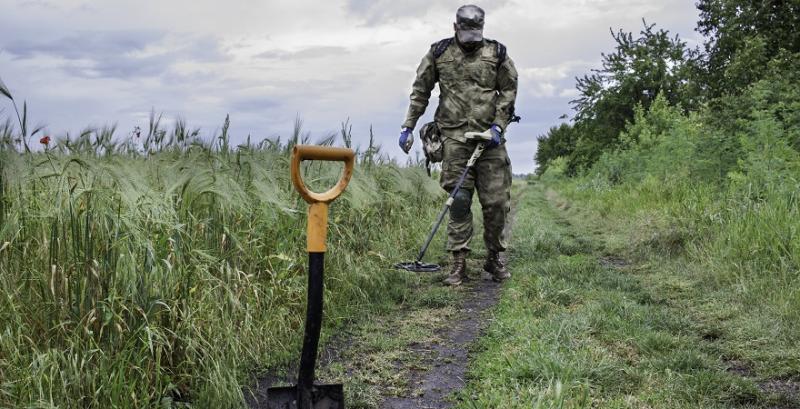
[456,182,796,408]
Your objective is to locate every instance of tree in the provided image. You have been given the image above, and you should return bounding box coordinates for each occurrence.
[564,20,700,172]
[696,0,800,98]
[534,123,577,175]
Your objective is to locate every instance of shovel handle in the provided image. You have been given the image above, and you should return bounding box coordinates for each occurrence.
[290,145,355,253]
[291,145,355,204]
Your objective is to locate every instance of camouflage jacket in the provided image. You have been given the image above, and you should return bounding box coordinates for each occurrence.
[402,38,518,141]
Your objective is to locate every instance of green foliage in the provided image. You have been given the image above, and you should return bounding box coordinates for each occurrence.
[696,0,800,98]
[563,21,700,171]
[542,73,800,394]
[457,186,768,408]
[536,3,800,178]
[536,4,800,317]
[562,93,699,187]
[534,20,700,173]
[702,51,800,170]
[531,4,800,406]
[572,21,700,123]
[534,123,577,175]
[0,119,443,407]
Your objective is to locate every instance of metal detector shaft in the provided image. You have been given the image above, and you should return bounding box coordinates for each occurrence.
[415,143,485,263]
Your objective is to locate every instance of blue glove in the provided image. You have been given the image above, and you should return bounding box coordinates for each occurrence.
[486,124,502,149]
[399,127,413,153]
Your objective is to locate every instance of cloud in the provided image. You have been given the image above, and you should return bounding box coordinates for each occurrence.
[559,88,580,98]
[255,46,350,60]
[345,0,444,25]
[0,0,704,174]
[519,60,591,83]
[4,30,228,79]
[6,30,163,60]
[518,60,593,97]
[227,95,280,113]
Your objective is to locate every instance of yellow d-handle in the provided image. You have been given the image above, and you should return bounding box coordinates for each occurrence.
[290,145,355,253]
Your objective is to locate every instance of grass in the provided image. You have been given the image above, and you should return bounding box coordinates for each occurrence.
[316,273,462,408]
[455,181,796,408]
[310,195,492,409]
[0,114,445,408]
[551,172,800,380]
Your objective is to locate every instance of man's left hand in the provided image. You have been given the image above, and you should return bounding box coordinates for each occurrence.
[486,124,503,149]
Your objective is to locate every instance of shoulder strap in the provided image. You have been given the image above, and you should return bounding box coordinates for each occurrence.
[486,39,507,69]
[486,39,520,124]
[495,42,507,68]
[432,38,454,59]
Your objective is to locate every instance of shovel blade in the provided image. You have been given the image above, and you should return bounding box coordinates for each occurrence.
[266,384,344,409]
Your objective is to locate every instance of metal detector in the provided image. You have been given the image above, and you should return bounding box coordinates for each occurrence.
[394,130,493,272]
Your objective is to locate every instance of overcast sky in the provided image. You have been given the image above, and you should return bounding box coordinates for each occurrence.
[0,0,703,173]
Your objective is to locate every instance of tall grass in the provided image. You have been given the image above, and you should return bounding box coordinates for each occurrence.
[0,110,443,407]
[539,93,800,348]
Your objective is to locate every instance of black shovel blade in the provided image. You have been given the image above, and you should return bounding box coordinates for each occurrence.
[266,384,344,409]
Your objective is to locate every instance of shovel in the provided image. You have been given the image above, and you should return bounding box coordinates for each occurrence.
[267,144,355,409]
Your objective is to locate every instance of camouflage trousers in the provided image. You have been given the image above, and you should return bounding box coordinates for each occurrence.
[439,128,512,253]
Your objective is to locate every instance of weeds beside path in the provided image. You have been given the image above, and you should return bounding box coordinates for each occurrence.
[0,144,446,408]
[454,182,798,408]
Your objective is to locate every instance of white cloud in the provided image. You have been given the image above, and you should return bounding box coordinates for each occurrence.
[0,0,703,173]
[559,88,581,98]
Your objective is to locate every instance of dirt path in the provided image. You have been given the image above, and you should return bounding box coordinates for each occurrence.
[380,278,501,409]
[380,193,517,408]
[247,276,502,409]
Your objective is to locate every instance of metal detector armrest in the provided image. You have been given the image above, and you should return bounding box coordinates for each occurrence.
[464,129,493,142]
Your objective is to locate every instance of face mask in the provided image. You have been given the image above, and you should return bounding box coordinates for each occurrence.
[456,30,482,51]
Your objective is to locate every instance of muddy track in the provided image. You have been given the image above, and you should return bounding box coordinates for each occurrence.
[381,192,518,408]
[381,278,501,409]
[247,277,502,409]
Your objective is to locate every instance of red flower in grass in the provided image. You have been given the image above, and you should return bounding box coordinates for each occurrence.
[40,136,51,145]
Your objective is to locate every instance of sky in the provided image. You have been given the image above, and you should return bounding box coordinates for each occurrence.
[0,0,703,173]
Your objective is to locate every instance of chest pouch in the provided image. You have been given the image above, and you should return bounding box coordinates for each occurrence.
[419,121,443,175]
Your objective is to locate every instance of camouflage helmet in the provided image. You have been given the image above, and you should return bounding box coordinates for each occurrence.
[455,5,485,43]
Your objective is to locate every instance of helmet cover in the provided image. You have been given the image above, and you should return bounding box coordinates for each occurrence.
[455,5,484,43]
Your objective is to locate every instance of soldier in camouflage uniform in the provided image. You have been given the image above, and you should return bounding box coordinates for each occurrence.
[399,5,518,286]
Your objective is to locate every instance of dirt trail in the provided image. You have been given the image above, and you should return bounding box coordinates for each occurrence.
[381,196,517,408]
[381,278,501,409]
[247,275,502,409]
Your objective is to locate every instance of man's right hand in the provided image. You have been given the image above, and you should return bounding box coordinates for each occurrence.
[399,127,413,153]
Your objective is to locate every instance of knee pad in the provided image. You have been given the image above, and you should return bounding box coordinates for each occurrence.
[450,189,473,221]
